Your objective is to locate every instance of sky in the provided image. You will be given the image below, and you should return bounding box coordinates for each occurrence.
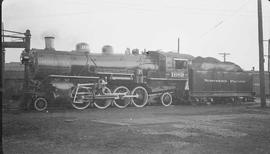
[2,0,270,70]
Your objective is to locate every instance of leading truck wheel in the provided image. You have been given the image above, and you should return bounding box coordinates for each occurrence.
[113,86,131,109]
[160,92,172,107]
[34,97,48,111]
[70,87,92,110]
[94,87,113,109]
[131,86,148,107]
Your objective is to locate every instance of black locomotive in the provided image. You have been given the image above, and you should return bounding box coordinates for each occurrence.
[20,37,194,111]
[16,37,255,111]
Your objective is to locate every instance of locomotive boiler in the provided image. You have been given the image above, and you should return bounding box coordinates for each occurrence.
[23,37,192,111]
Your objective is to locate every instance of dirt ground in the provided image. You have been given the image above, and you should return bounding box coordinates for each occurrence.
[2,101,270,154]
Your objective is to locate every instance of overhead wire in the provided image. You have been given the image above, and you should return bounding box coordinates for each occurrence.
[4,0,269,21]
[88,0,270,17]
[199,0,252,39]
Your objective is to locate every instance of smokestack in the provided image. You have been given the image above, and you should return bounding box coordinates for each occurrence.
[44,36,55,50]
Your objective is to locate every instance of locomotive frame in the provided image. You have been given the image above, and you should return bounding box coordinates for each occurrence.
[25,47,191,111]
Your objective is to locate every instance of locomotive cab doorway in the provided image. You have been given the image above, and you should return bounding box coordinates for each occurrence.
[171,58,188,78]
[172,58,189,101]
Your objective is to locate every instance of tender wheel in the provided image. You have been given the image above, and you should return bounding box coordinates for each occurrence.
[34,97,48,111]
[94,87,113,109]
[160,92,172,107]
[113,86,131,109]
[70,87,92,110]
[131,86,148,107]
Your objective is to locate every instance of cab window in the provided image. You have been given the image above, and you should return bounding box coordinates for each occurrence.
[175,60,187,69]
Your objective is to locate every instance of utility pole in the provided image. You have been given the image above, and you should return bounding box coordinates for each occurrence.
[1,9,5,153]
[218,52,230,62]
[1,22,4,121]
[257,0,266,107]
[265,39,270,99]
[268,39,270,98]
[177,37,180,54]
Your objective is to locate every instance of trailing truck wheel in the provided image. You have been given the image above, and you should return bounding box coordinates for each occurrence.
[113,86,131,109]
[71,87,92,110]
[34,97,48,111]
[131,86,148,107]
[94,87,113,109]
[160,92,172,107]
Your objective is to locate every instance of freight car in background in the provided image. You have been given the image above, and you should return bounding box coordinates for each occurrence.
[3,62,24,109]
[247,71,270,97]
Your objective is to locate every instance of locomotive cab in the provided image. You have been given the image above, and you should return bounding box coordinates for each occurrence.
[171,58,188,79]
[144,51,191,103]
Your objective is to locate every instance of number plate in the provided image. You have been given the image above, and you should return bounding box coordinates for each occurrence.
[171,72,184,78]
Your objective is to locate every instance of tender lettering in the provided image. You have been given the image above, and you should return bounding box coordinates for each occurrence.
[204,79,246,83]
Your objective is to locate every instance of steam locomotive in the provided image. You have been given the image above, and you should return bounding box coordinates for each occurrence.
[21,37,195,111]
[20,37,254,111]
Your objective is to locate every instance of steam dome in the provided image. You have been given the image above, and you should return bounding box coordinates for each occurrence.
[102,45,113,55]
[76,42,90,52]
